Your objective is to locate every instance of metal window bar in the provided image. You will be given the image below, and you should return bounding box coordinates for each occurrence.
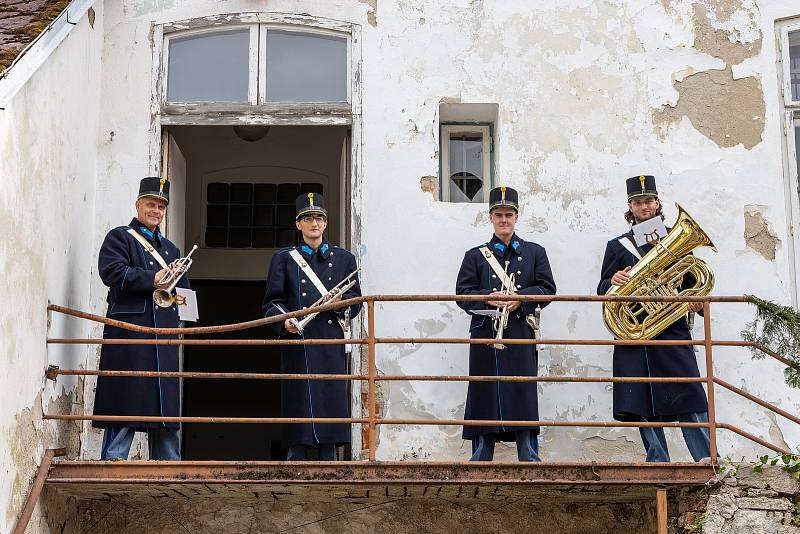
[44,295,800,463]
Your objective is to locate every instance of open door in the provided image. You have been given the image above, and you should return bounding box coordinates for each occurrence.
[162,130,187,251]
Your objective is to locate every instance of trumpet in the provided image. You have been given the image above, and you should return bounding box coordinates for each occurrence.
[153,245,198,308]
[292,268,360,334]
[492,261,516,350]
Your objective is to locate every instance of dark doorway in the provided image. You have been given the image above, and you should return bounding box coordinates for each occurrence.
[182,280,281,460]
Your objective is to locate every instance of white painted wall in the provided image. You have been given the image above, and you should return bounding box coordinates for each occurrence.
[3,2,800,527]
[0,4,103,531]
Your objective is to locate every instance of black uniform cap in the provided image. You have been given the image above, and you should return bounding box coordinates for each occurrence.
[489,186,519,212]
[296,192,327,220]
[138,176,170,204]
[626,175,658,201]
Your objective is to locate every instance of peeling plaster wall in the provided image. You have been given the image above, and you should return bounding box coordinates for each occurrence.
[357,0,800,462]
[0,4,103,532]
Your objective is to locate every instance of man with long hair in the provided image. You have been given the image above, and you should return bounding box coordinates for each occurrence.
[597,175,710,462]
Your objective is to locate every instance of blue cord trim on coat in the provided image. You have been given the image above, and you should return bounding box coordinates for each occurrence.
[120,267,129,291]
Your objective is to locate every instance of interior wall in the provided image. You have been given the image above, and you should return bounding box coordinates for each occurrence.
[169,125,347,281]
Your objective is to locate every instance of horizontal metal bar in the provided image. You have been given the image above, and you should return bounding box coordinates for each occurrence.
[717,423,791,455]
[376,419,712,429]
[44,415,367,424]
[713,377,800,426]
[49,369,707,384]
[52,370,366,381]
[714,340,800,372]
[44,414,712,429]
[46,337,710,346]
[46,295,750,335]
[47,338,363,346]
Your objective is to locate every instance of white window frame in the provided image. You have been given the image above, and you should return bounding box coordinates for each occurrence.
[162,25,259,105]
[440,124,492,202]
[777,21,800,306]
[779,22,800,106]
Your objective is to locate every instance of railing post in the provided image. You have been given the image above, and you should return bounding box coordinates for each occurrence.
[367,298,377,462]
[703,301,718,464]
[656,488,668,534]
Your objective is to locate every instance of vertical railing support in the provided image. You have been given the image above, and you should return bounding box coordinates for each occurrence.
[367,298,377,462]
[656,488,668,534]
[13,448,66,534]
[703,301,718,464]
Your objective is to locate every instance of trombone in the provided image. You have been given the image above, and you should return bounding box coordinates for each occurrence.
[291,268,360,334]
[153,245,198,308]
[492,261,516,350]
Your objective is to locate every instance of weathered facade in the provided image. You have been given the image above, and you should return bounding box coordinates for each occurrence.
[2,0,800,532]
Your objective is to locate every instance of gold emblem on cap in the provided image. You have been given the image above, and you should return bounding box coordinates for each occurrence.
[308,192,314,207]
[639,175,646,192]
[159,177,166,194]
[500,186,506,201]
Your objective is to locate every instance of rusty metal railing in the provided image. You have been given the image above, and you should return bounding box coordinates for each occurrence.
[44,295,800,462]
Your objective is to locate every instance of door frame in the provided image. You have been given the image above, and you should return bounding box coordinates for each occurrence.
[148,12,364,455]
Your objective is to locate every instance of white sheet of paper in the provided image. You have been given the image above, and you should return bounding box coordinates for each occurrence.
[176,288,199,322]
[632,217,668,247]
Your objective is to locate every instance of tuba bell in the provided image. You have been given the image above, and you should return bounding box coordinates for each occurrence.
[603,205,716,340]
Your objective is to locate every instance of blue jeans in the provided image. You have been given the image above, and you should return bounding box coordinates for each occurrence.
[101,426,180,460]
[470,431,541,461]
[639,412,711,462]
[287,443,337,461]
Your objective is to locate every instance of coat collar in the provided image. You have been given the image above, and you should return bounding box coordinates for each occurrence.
[130,218,163,245]
[297,239,332,260]
[488,233,522,257]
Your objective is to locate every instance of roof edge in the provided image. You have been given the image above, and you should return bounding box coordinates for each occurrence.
[0,0,97,110]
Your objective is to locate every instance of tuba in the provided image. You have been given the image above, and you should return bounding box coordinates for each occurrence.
[153,245,198,308]
[603,205,715,340]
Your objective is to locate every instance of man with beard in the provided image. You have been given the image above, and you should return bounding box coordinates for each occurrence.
[597,175,710,462]
[456,186,556,461]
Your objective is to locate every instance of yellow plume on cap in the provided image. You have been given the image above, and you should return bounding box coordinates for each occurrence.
[308,192,314,207]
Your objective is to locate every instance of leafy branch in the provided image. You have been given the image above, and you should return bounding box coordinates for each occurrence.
[741,295,800,388]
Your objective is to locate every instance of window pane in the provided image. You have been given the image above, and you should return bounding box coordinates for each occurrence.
[791,31,800,101]
[266,31,347,102]
[168,30,250,102]
[448,135,484,202]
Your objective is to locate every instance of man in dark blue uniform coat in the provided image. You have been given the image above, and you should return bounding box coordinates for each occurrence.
[597,175,710,462]
[263,193,362,460]
[456,186,557,461]
[93,177,191,460]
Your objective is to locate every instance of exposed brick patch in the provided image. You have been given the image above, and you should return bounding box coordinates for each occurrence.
[0,0,71,72]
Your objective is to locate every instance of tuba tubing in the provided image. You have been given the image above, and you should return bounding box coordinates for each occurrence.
[603,204,715,340]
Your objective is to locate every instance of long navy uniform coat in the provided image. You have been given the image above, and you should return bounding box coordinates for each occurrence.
[93,218,190,430]
[262,240,362,448]
[597,230,708,421]
[456,234,557,441]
